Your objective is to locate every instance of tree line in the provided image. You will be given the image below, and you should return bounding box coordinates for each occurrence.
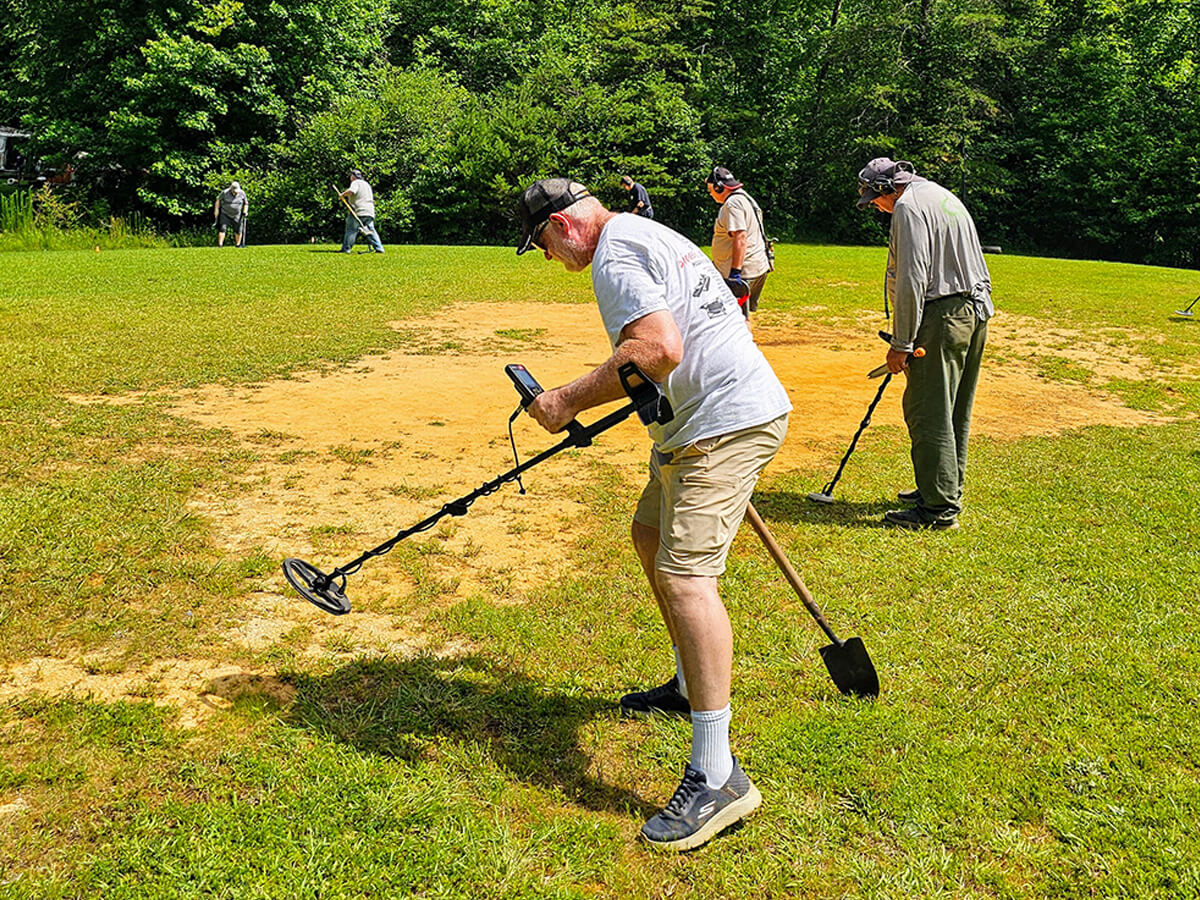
[3,0,1197,266]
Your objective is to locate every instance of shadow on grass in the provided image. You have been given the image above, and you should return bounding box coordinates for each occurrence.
[753,489,894,528]
[286,653,657,817]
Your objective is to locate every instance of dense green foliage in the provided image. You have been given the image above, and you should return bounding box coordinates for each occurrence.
[2,0,1198,263]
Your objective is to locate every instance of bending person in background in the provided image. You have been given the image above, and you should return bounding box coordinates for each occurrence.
[856,157,993,531]
[214,181,247,248]
[620,174,654,218]
[339,169,385,254]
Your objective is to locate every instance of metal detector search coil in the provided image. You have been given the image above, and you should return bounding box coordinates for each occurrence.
[283,362,672,615]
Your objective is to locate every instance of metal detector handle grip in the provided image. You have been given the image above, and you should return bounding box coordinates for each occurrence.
[617,362,673,425]
[868,346,925,379]
[744,503,842,646]
[504,364,589,444]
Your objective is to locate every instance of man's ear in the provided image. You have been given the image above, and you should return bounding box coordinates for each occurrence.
[548,211,571,233]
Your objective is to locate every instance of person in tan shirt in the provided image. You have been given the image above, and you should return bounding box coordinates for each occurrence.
[705,166,772,324]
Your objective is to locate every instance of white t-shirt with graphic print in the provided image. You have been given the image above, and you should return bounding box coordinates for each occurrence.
[591,213,791,453]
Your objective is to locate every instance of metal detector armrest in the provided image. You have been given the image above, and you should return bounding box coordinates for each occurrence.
[618,363,673,426]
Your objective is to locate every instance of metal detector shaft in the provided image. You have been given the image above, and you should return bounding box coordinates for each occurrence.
[312,399,640,585]
[745,503,841,645]
[814,373,892,499]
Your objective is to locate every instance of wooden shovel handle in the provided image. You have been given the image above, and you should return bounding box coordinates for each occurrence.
[744,502,842,646]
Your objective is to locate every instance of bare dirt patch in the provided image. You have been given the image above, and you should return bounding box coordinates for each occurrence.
[27,301,1161,724]
[166,300,1158,603]
[0,656,294,729]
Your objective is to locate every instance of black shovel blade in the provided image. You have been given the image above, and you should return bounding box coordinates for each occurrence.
[818,636,879,698]
[283,558,351,615]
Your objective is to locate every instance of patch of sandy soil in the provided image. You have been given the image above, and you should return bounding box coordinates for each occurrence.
[0,656,295,729]
[18,301,1167,726]
[994,312,1198,381]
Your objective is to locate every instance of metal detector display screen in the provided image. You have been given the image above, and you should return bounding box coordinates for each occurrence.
[505,364,543,406]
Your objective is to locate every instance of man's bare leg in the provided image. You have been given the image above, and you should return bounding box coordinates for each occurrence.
[619,520,692,716]
[654,571,731,712]
[632,520,676,644]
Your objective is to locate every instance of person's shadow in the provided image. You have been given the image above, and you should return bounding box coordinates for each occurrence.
[286,653,658,817]
[753,488,894,528]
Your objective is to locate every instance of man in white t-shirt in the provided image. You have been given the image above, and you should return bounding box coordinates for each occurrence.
[338,169,384,253]
[515,178,791,851]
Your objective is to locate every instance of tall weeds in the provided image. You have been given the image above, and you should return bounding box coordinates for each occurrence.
[0,186,169,251]
[0,190,34,233]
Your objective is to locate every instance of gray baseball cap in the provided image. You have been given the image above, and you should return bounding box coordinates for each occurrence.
[856,157,916,208]
[515,178,591,255]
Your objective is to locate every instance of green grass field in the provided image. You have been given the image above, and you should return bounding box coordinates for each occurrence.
[1,243,1198,898]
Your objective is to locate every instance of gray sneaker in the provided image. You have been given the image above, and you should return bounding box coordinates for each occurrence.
[883,507,959,531]
[897,488,922,504]
[620,676,691,719]
[640,758,762,851]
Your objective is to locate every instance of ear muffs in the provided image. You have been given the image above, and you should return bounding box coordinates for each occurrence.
[862,160,915,196]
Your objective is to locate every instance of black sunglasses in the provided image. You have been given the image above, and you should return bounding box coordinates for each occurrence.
[531,217,552,251]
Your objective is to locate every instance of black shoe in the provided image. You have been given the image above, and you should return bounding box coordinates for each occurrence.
[619,676,691,718]
[897,488,922,504]
[883,507,960,531]
[640,758,762,851]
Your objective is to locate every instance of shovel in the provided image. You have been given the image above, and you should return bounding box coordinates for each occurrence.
[744,502,879,698]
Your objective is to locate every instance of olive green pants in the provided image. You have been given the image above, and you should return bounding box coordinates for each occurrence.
[901,295,988,519]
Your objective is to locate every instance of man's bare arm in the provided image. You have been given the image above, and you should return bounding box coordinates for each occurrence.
[528,310,682,432]
[729,230,747,270]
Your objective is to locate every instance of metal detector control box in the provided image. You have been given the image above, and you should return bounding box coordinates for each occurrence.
[504,364,543,407]
[505,363,589,443]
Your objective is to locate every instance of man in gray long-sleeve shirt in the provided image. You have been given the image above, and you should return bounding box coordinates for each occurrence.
[857,157,993,530]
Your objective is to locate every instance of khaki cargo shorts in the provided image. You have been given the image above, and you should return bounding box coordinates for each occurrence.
[634,414,788,576]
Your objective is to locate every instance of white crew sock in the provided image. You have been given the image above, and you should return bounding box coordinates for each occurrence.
[690,704,733,789]
[673,646,689,700]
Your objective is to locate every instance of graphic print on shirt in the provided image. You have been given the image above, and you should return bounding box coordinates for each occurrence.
[685,258,728,319]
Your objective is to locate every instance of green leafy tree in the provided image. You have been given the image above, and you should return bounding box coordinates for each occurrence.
[3,0,388,219]
[255,67,473,242]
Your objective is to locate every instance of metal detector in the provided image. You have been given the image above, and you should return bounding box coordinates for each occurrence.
[744,503,879,697]
[808,337,924,505]
[1173,294,1199,318]
[282,362,673,615]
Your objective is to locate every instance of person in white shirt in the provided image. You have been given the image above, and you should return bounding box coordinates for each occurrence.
[338,169,384,253]
[515,178,791,851]
[213,181,247,247]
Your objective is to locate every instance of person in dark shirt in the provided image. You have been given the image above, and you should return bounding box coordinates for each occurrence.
[620,175,654,219]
